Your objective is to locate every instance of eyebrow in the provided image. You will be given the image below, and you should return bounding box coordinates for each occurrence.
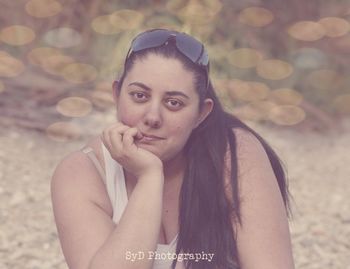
[128,82,190,99]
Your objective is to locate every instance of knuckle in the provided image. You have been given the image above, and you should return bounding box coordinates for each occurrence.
[125,128,134,135]
[117,125,129,133]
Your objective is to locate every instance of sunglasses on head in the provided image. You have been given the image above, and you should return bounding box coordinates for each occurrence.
[125,29,210,89]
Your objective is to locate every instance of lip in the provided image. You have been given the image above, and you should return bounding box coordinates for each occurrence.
[140,132,165,140]
[139,136,160,143]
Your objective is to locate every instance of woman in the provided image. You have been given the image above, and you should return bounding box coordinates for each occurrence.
[51,29,295,269]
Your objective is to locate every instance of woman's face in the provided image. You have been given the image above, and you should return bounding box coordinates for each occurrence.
[113,53,213,162]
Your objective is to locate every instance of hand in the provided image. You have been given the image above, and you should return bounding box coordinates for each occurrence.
[100,122,163,178]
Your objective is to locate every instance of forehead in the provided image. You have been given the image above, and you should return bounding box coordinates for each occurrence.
[123,53,197,96]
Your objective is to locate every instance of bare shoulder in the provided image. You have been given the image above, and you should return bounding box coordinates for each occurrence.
[50,136,115,269]
[225,127,268,189]
[225,127,271,177]
[229,129,294,268]
[51,135,112,216]
[232,127,267,159]
[229,127,282,203]
[231,127,278,178]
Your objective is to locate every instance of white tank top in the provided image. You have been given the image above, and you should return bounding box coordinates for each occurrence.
[82,144,180,269]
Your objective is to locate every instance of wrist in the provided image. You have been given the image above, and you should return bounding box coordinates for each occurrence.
[137,168,164,183]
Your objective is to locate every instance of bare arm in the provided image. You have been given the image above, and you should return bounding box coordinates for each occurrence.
[225,128,295,269]
[88,170,164,269]
[51,152,164,269]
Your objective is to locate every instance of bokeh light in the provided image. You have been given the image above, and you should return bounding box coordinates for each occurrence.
[0,51,25,77]
[232,101,277,121]
[43,27,82,48]
[61,63,98,83]
[268,105,306,125]
[305,69,343,91]
[268,88,303,106]
[109,9,144,30]
[176,0,222,25]
[0,25,35,46]
[318,17,350,38]
[46,122,81,142]
[41,54,75,76]
[228,79,270,102]
[91,15,123,35]
[228,48,264,68]
[27,47,63,66]
[56,97,92,117]
[287,21,325,41]
[238,7,274,27]
[25,0,62,18]
[256,59,293,80]
[90,81,115,108]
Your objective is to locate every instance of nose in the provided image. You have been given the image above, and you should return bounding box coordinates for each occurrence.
[143,102,163,128]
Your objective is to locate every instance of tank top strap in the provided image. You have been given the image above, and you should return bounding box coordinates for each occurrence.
[81,147,106,185]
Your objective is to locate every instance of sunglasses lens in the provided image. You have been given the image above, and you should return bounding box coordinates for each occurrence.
[198,50,209,66]
[132,29,172,52]
[176,33,205,64]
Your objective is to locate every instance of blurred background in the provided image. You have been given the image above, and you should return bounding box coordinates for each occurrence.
[0,0,349,137]
[0,0,350,269]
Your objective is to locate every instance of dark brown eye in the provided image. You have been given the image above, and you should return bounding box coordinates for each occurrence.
[129,92,148,102]
[166,99,184,110]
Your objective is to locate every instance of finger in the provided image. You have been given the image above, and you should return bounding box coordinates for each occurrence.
[109,125,130,142]
[109,125,131,153]
[122,127,140,149]
[101,123,126,152]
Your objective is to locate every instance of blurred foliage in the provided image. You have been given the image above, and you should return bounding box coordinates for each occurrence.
[0,0,350,132]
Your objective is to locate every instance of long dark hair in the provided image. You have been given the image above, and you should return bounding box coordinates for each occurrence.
[116,35,293,269]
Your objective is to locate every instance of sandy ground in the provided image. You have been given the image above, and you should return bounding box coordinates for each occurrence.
[1,110,349,269]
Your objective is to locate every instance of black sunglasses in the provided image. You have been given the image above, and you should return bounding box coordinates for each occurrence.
[125,29,210,89]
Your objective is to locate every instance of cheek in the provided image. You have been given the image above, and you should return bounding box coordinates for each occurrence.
[172,125,186,135]
[116,103,141,126]
[169,121,195,140]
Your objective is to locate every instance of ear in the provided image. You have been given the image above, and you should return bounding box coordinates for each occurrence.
[112,80,120,103]
[195,98,214,128]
